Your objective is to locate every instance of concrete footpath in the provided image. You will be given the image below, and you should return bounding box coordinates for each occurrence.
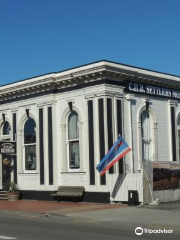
[0,200,180,229]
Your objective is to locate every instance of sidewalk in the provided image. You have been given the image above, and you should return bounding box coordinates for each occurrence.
[0,200,180,228]
[0,200,127,215]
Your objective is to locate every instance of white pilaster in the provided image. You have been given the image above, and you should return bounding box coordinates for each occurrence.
[125,94,135,173]
[94,97,100,188]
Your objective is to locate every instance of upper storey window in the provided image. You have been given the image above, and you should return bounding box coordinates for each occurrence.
[2,121,11,135]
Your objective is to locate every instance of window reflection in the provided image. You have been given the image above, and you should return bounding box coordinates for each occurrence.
[3,122,11,135]
[24,118,36,144]
[24,118,36,171]
[68,111,80,169]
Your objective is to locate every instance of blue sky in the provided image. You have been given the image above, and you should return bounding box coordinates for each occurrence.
[0,0,180,85]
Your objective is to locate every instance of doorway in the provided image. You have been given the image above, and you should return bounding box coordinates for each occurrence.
[0,121,12,189]
[2,154,11,190]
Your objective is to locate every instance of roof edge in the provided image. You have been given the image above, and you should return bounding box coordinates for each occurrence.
[1,59,180,89]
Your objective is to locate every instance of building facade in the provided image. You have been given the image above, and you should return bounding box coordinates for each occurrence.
[1,60,180,203]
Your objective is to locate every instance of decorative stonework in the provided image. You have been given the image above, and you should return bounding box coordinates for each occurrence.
[1,61,180,103]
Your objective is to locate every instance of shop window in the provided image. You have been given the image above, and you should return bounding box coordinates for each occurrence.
[24,118,36,171]
[141,110,154,161]
[2,121,11,135]
[68,111,80,169]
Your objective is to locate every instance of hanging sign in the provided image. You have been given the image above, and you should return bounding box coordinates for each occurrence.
[0,141,16,154]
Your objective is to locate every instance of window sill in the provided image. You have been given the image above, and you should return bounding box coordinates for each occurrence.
[60,171,86,174]
[19,172,39,175]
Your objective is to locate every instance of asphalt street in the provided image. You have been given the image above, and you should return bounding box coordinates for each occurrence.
[0,211,180,240]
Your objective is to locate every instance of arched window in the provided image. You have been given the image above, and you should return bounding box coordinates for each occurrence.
[68,111,80,169]
[141,110,154,161]
[177,116,180,161]
[2,121,11,135]
[24,118,36,171]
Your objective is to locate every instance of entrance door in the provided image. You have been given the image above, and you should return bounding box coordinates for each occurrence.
[2,154,11,190]
[0,122,12,189]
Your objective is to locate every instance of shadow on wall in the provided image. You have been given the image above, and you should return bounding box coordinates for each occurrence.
[111,174,126,199]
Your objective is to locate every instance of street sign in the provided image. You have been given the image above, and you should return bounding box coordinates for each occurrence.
[0,141,16,155]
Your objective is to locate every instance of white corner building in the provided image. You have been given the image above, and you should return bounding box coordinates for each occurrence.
[0,60,180,203]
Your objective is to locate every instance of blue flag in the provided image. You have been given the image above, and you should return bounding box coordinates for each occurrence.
[96,136,131,176]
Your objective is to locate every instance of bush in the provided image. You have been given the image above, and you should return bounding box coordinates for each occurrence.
[7,181,18,193]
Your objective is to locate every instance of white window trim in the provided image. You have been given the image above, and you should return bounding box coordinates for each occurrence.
[23,118,38,174]
[60,105,83,173]
[141,110,154,161]
[176,113,180,161]
[66,111,80,172]
[138,105,157,165]
[1,121,12,141]
[23,143,37,173]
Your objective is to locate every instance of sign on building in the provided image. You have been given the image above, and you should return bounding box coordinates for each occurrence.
[125,81,180,100]
[0,141,16,155]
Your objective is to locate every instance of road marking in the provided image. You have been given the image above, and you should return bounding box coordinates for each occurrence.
[149,225,180,230]
[20,214,39,218]
[74,219,98,223]
[0,236,17,239]
[26,215,39,218]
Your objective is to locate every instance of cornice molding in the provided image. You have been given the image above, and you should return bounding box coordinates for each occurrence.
[1,62,180,102]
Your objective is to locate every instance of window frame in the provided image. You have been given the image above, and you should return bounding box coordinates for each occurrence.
[138,106,157,164]
[176,114,180,161]
[23,118,37,173]
[1,121,11,137]
[141,110,154,161]
[66,110,80,171]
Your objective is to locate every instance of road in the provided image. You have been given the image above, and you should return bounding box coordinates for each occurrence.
[0,211,180,240]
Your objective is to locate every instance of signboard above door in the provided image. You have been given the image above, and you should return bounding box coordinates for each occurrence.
[0,141,16,155]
